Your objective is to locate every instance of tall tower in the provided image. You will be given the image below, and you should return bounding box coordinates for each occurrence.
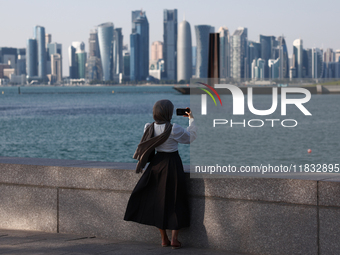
[113,28,123,77]
[34,25,47,81]
[259,35,276,78]
[177,19,192,82]
[68,45,77,78]
[89,29,100,58]
[76,42,86,79]
[293,39,303,78]
[218,27,229,79]
[130,10,149,81]
[230,27,248,80]
[163,9,177,81]
[312,48,323,79]
[195,25,214,78]
[277,36,289,79]
[97,22,114,81]
[151,41,163,61]
[26,39,37,78]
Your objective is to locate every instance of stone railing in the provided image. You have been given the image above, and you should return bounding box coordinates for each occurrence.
[0,156,339,254]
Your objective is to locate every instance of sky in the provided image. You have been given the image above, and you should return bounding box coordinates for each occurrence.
[1,0,339,76]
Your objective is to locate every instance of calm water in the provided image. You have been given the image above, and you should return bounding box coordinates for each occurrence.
[0,86,339,167]
[0,86,191,163]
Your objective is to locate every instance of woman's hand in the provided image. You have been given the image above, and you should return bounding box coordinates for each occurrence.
[184,107,193,119]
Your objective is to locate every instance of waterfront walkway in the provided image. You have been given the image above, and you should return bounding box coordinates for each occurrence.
[0,229,246,255]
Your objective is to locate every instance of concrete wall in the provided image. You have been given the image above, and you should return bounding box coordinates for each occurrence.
[0,156,339,254]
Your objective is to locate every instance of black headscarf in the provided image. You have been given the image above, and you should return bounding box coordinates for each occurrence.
[133,100,174,173]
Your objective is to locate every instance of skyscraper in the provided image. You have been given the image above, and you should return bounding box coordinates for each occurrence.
[163,9,177,81]
[268,58,280,79]
[68,45,77,78]
[252,58,265,79]
[89,29,100,58]
[113,28,123,79]
[177,19,192,82]
[34,26,47,81]
[26,39,37,78]
[86,56,103,81]
[151,41,163,61]
[259,35,276,78]
[248,41,261,79]
[312,48,323,79]
[97,22,114,81]
[47,42,62,76]
[324,48,334,63]
[76,42,86,79]
[218,27,229,79]
[130,10,149,81]
[293,39,303,78]
[277,36,289,79]
[51,54,62,82]
[195,25,214,78]
[230,27,248,80]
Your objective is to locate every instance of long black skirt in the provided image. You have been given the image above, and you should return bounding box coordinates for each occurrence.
[124,151,190,230]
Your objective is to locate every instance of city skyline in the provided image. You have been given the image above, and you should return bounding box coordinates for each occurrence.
[1,0,340,77]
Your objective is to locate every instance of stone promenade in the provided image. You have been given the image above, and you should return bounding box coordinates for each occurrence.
[0,229,246,255]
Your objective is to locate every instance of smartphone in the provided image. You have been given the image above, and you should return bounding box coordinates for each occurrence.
[176,108,190,116]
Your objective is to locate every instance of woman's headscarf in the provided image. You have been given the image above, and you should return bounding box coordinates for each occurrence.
[133,100,174,173]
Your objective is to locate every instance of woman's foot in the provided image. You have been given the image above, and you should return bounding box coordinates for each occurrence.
[171,240,182,249]
[162,239,171,247]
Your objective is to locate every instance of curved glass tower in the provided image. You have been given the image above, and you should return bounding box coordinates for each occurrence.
[98,22,114,81]
[195,25,214,78]
[177,19,192,81]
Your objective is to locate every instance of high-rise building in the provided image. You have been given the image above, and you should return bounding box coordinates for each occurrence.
[26,39,38,79]
[97,22,114,81]
[77,51,87,79]
[45,34,52,48]
[277,36,289,79]
[113,28,123,79]
[177,19,192,82]
[47,42,62,76]
[248,41,261,79]
[192,46,197,76]
[86,56,103,81]
[195,25,214,78]
[311,48,323,79]
[51,53,62,82]
[68,45,78,78]
[163,9,177,81]
[324,48,334,63]
[292,39,303,78]
[34,26,47,81]
[151,41,163,61]
[230,27,248,80]
[259,35,276,78]
[0,47,26,76]
[335,50,340,62]
[89,29,100,58]
[123,52,130,79]
[130,10,149,81]
[252,58,265,79]
[268,58,280,79]
[218,27,229,79]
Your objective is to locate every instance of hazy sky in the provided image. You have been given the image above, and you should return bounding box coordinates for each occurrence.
[1,0,339,76]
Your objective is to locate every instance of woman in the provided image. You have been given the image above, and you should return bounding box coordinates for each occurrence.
[124,99,197,249]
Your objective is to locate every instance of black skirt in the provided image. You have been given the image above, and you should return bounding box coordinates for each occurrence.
[124,151,190,230]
